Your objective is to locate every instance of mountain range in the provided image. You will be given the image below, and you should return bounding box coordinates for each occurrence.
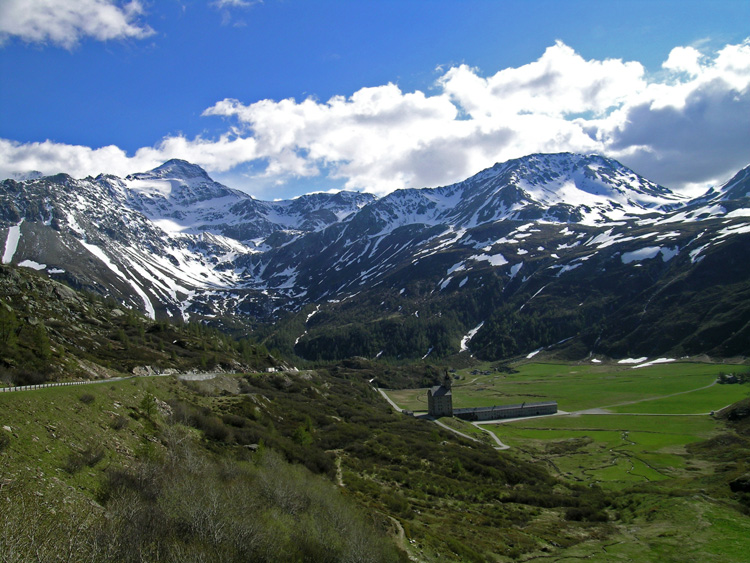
[2,153,749,362]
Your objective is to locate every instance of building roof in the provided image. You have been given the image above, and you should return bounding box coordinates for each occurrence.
[429,385,452,397]
[453,401,557,415]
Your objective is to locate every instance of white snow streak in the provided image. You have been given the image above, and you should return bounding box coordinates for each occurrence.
[460,322,484,352]
[80,241,156,319]
[2,220,23,264]
[618,357,648,364]
[18,259,46,270]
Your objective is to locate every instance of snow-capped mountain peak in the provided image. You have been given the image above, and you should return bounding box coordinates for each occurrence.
[133,159,212,181]
[344,153,689,237]
[124,159,237,204]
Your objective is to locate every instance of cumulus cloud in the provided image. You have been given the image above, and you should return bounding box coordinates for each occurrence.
[0,134,259,181]
[438,41,646,119]
[599,39,750,190]
[198,39,750,195]
[1,39,748,197]
[0,0,154,48]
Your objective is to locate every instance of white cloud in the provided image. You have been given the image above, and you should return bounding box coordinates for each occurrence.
[0,134,259,181]
[1,39,748,197]
[213,0,257,7]
[663,46,704,76]
[0,0,154,48]
[600,39,750,191]
[439,41,646,119]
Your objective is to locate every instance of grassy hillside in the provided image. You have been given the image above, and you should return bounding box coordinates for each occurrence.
[0,377,404,562]
[2,263,749,561]
[0,264,277,387]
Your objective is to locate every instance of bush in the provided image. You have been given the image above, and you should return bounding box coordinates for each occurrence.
[200,416,231,442]
[0,431,9,452]
[11,369,47,386]
[110,415,129,430]
[63,446,105,474]
[565,506,608,522]
[79,393,95,404]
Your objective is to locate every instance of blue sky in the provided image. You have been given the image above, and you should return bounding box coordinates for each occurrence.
[1,1,748,200]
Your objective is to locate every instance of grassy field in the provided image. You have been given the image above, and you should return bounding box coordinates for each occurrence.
[489,414,716,489]
[387,361,747,413]
[385,360,749,491]
[0,377,167,498]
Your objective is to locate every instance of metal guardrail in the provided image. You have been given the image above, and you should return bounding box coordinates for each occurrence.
[1,381,93,392]
[0,372,240,393]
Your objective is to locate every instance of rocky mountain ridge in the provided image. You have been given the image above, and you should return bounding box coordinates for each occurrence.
[2,153,749,361]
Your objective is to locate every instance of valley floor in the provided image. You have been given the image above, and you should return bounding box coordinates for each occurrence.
[380,360,750,561]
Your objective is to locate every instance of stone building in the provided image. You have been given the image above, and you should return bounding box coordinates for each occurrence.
[426,384,558,421]
[454,401,558,421]
[427,384,453,417]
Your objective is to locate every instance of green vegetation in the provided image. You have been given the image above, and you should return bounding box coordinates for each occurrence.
[1,262,749,561]
[0,366,616,562]
[0,378,405,562]
[494,415,716,488]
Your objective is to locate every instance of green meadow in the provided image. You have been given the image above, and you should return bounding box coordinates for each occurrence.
[387,361,748,413]
[385,361,750,492]
[489,414,716,489]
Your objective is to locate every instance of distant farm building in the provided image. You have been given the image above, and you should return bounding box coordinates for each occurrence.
[427,384,557,421]
[427,385,453,417]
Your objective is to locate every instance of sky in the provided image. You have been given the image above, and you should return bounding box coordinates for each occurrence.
[0,0,748,200]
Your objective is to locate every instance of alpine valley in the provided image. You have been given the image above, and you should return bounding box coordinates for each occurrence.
[2,152,749,363]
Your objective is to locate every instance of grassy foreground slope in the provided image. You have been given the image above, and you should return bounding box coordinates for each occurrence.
[0,376,406,562]
[1,366,627,562]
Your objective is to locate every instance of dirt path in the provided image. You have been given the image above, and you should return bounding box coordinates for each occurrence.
[333,451,344,487]
[431,418,480,443]
[472,422,510,450]
[377,388,404,412]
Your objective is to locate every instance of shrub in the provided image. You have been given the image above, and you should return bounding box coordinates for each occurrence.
[79,393,95,404]
[221,413,247,428]
[63,446,105,474]
[110,415,129,430]
[12,369,47,386]
[200,416,231,442]
[565,506,608,522]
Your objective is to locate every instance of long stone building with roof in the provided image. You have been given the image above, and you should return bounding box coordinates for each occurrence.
[427,384,557,420]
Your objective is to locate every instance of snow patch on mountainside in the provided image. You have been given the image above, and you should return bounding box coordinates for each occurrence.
[472,253,508,267]
[460,322,484,352]
[632,358,675,369]
[18,259,46,270]
[2,220,22,264]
